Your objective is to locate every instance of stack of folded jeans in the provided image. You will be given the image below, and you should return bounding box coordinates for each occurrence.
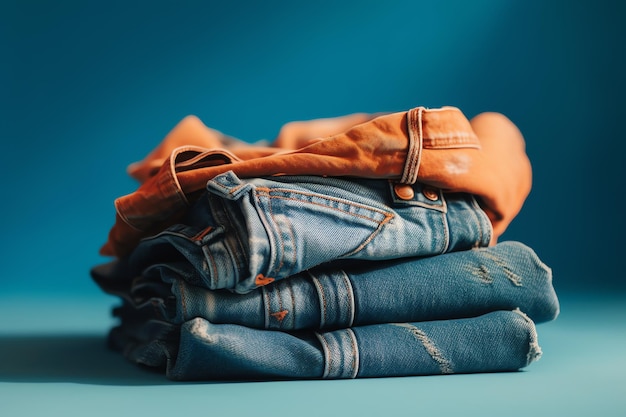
[92,106,559,380]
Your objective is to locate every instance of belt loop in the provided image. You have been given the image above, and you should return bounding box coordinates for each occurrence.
[401,107,423,184]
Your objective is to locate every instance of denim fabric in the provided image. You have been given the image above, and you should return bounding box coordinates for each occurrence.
[103,309,541,381]
[91,107,551,381]
[123,173,492,294]
[94,242,558,331]
[92,241,557,380]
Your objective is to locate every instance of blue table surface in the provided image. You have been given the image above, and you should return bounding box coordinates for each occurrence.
[1,292,624,417]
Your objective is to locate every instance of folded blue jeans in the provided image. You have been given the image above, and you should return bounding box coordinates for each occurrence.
[95,241,558,329]
[172,309,542,380]
[92,242,558,380]
[124,173,492,293]
[105,309,542,381]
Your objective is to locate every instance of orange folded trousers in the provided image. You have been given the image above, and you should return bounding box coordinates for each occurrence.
[101,106,531,258]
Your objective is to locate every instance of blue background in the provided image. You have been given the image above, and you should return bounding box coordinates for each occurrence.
[2,0,625,297]
[2,2,625,416]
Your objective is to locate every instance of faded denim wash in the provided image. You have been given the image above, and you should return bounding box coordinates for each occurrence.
[120,173,492,294]
[94,241,558,330]
[103,308,542,381]
[170,309,542,380]
[92,241,557,380]
[91,106,552,381]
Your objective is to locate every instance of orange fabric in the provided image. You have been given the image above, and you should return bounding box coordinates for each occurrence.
[101,106,531,258]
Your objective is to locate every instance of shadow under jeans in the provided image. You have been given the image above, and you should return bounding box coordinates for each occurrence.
[0,334,198,386]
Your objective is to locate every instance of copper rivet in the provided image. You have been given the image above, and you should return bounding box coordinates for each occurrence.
[393,184,415,200]
[422,187,439,201]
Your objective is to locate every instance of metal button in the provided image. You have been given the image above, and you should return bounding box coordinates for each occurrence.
[422,186,439,201]
[393,184,414,200]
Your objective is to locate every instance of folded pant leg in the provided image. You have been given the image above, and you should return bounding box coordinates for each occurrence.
[124,174,492,293]
[159,309,540,380]
[124,241,557,330]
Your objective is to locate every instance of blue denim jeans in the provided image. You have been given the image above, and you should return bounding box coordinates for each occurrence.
[104,309,541,381]
[173,309,541,380]
[124,172,492,294]
[97,241,558,328]
[92,242,558,380]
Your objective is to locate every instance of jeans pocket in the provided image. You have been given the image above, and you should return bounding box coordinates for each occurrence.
[207,172,395,292]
